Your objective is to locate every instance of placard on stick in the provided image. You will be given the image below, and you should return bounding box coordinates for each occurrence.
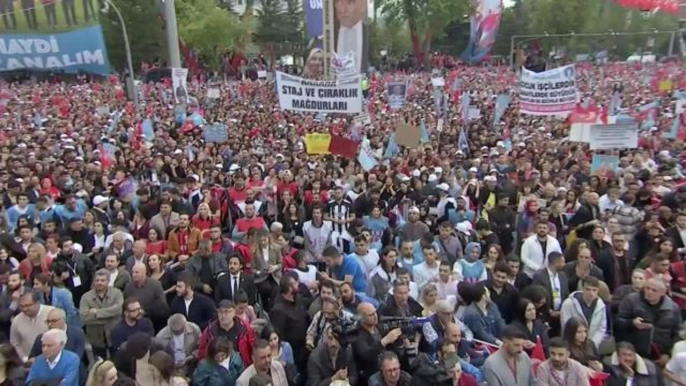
[203,125,228,143]
[395,123,420,148]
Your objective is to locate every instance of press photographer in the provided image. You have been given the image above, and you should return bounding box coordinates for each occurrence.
[351,303,407,385]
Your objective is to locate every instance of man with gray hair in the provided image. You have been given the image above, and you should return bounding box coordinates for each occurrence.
[188,239,228,296]
[123,262,169,330]
[26,328,81,386]
[29,308,86,360]
[617,277,681,363]
[80,268,123,359]
[155,313,201,376]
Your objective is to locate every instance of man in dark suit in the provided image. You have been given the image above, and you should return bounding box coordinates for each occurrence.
[333,0,368,73]
[215,254,257,305]
[532,251,568,336]
[170,273,216,331]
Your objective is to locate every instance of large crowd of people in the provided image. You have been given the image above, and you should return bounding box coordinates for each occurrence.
[0,58,683,386]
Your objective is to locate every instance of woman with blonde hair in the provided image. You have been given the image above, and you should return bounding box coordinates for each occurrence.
[86,360,119,386]
[420,283,439,316]
[18,242,51,282]
[192,203,219,232]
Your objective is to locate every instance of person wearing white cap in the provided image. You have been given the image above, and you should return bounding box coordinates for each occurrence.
[91,195,111,226]
[435,183,456,224]
[397,206,429,244]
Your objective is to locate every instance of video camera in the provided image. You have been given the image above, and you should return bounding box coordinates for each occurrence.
[378,316,429,339]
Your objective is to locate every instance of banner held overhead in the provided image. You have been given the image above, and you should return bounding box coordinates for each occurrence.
[519,64,578,116]
[276,71,363,114]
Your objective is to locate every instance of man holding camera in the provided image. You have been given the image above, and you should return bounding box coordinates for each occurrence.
[308,325,358,386]
[351,302,405,385]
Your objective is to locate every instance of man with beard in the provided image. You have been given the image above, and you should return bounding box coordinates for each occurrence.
[339,281,377,314]
[55,237,94,305]
[270,274,310,375]
[0,268,24,339]
[171,273,217,331]
[535,338,590,385]
[232,203,267,240]
[397,206,429,244]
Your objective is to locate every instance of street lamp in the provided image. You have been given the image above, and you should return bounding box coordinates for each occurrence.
[101,0,138,110]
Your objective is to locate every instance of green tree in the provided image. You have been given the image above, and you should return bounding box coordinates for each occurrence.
[101,0,167,71]
[176,0,254,70]
[283,0,305,46]
[381,0,471,63]
[255,0,287,62]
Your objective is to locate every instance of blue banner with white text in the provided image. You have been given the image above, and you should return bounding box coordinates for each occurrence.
[0,25,110,74]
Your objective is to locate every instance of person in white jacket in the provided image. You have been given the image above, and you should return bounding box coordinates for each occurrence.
[560,276,608,347]
[520,220,562,278]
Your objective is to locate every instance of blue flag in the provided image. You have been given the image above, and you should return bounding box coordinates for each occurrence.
[640,110,656,131]
[420,119,429,143]
[460,92,470,125]
[191,112,204,126]
[638,101,658,113]
[384,133,400,159]
[666,112,682,139]
[493,94,511,129]
[108,110,122,134]
[433,88,443,118]
[608,92,621,115]
[443,93,450,121]
[358,138,378,171]
[458,128,469,153]
[141,119,155,141]
[33,113,42,128]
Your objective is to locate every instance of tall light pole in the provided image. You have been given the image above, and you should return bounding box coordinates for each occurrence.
[164,0,182,68]
[102,0,138,109]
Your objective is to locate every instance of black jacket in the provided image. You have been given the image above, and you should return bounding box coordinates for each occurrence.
[616,292,681,358]
[170,293,217,330]
[307,342,358,386]
[215,272,257,305]
[351,327,385,384]
[532,268,569,312]
[563,262,604,294]
[488,206,516,247]
[484,280,519,323]
[511,319,550,357]
[378,296,423,318]
[569,204,600,240]
[270,294,310,353]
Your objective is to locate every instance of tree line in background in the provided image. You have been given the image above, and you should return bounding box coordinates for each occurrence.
[100,0,679,72]
[374,0,679,65]
[101,0,305,72]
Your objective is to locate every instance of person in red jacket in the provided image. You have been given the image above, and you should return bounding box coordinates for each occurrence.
[234,227,259,274]
[198,300,256,366]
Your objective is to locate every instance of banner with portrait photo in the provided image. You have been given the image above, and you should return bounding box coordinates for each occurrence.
[519,64,577,116]
[0,0,111,75]
[172,68,189,104]
[387,81,407,110]
[333,0,368,73]
[276,71,363,114]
